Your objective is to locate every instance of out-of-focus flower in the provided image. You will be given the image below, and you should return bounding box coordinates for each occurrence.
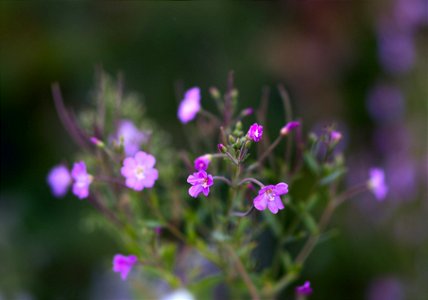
[121,151,159,191]
[161,289,195,300]
[366,84,405,122]
[393,0,428,31]
[71,161,93,199]
[217,143,227,153]
[247,123,263,142]
[377,20,415,74]
[47,165,71,197]
[367,277,403,300]
[368,168,388,200]
[296,281,313,296]
[90,136,104,147]
[113,120,148,156]
[112,254,138,281]
[241,107,254,117]
[178,87,201,123]
[194,155,211,171]
[330,130,342,143]
[253,183,288,214]
[280,121,300,136]
[187,170,213,198]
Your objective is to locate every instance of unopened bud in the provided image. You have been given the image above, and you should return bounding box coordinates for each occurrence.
[90,137,104,148]
[217,143,227,153]
[209,87,221,99]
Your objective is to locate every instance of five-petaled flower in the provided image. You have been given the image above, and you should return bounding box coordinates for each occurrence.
[112,254,138,281]
[47,165,71,197]
[280,121,300,136]
[187,170,214,197]
[114,120,148,156]
[253,183,288,214]
[194,155,211,171]
[71,161,93,199]
[247,123,263,142]
[178,87,201,123]
[296,281,313,296]
[121,151,159,191]
[368,168,388,200]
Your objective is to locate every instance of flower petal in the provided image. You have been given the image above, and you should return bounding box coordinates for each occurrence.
[253,194,267,211]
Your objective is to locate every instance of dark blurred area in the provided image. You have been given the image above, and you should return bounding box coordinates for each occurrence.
[1,1,427,299]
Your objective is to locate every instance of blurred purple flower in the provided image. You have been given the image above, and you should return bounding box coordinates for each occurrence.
[114,120,148,156]
[368,168,388,201]
[393,0,428,31]
[194,155,211,171]
[187,170,213,198]
[386,155,417,201]
[121,151,159,191]
[253,183,288,214]
[377,20,415,74]
[330,130,342,143]
[366,84,405,122]
[178,87,201,123]
[47,165,71,197]
[113,254,138,281]
[247,123,263,142]
[280,121,300,136]
[296,281,313,296]
[367,277,404,300]
[71,161,93,199]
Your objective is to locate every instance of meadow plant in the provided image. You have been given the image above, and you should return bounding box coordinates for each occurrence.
[47,71,387,299]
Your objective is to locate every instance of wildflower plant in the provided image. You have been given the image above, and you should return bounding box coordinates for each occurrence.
[47,71,388,299]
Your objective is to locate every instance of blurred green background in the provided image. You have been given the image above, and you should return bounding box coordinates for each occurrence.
[1,1,427,299]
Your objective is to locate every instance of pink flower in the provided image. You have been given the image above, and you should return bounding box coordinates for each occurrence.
[121,151,159,191]
[47,165,71,197]
[194,155,211,171]
[280,121,300,136]
[247,123,263,142]
[296,281,312,296]
[178,87,201,123]
[368,168,388,200]
[187,170,214,197]
[71,161,93,199]
[114,120,148,156]
[330,130,342,142]
[253,183,288,214]
[113,254,138,281]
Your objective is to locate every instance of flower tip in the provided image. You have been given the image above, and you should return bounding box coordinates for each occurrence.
[217,143,227,153]
[280,121,300,136]
[90,136,104,147]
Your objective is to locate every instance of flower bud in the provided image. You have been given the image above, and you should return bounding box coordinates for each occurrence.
[209,87,221,99]
[217,143,227,153]
[90,137,105,148]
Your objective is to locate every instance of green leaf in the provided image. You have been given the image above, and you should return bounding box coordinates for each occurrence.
[319,168,346,186]
[304,152,320,175]
[302,213,318,235]
[189,274,224,299]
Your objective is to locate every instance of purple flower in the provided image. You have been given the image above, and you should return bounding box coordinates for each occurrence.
[194,155,211,171]
[71,161,93,199]
[330,130,342,143]
[187,170,214,198]
[368,168,388,201]
[47,165,71,197]
[253,183,288,214]
[121,151,159,191]
[247,123,263,142]
[366,84,404,122]
[178,87,201,123]
[114,120,148,156]
[296,281,313,296]
[280,121,300,136]
[112,254,138,281]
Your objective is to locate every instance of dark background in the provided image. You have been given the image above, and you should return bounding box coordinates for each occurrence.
[1,1,427,299]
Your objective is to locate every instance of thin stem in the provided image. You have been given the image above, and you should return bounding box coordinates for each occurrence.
[226,245,260,300]
[87,194,123,228]
[95,176,127,188]
[231,205,254,217]
[238,178,264,188]
[248,135,283,171]
[199,109,222,125]
[213,176,233,186]
[334,183,368,207]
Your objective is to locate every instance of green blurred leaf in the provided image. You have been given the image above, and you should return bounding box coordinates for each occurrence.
[304,152,320,175]
[319,168,346,186]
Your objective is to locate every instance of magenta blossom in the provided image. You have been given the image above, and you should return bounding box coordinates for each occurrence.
[187,170,214,198]
[280,121,300,136]
[253,183,288,214]
[194,155,211,171]
[247,123,263,142]
[330,130,342,143]
[47,165,71,197]
[112,254,138,281]
[121,151,159,191]
[368,168,388,200]
[296,281,312,296]
[178,87,201,123]
[71,161,93,199]
[113,120,148,156]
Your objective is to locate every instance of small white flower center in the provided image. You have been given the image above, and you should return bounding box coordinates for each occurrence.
[266,189,275,201]
[254,129,260,138]
[135,165,145,180]
[202,178,209,188]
